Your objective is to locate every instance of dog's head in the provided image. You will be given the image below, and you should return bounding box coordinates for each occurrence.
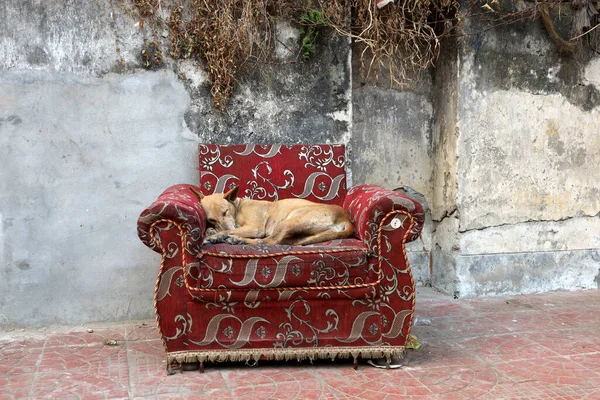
[190,186,239,231]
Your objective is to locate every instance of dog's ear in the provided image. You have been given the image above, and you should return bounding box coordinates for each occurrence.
[189,187,205,201]
[224,186,239,203]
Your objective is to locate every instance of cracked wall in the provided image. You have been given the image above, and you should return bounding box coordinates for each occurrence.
[2,0,597,327]
[349,55,434,286]
[0,1,355,327]
[431,3,600,296]
[0,0,433,327]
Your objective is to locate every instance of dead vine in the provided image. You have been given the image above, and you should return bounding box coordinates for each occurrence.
[115,0,600,110]
[472,0,600,56]
[116,0,460,110]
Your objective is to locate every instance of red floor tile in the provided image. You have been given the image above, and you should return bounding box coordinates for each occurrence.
[524,328,600,356]
[549,308,600,329]
[131,391,234,399]
[461,296,537,314]
[0,373,35,399]
[222,365,317,388]
[0,336,46,350]
[405,362,505,398]
[125,322,161,342]
[455,333,560,363]
[485,309,571,334]
[126,339,229,397]
[415,314,511,339]
[0,346,42,375]
[31,370,129,399]
[231,379,331,400]
[1,289,599,399]
[400,338,482,370]
[478,379,600,400]
[569,352,600,371]
[494,356,600,386]
[45,328,126,348]
[515,290,600,311]
[415,300,471,319]
[38,343,129,381]
[316,364,435,398]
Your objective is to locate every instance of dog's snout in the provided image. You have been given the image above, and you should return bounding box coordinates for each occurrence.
[222,217,237,231]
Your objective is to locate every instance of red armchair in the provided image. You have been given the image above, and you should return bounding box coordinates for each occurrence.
[137,144,424,372]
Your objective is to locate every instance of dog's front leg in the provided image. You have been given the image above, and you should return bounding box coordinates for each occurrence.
[202,226,265,245]
[227,226,266,239]
[203,231,233,245]
[220,226,267,245]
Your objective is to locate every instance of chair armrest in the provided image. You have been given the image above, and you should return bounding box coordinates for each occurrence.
[344,184,425,344]
[344,184,424,251]
[137,184,206,254]
[137,184,205,354]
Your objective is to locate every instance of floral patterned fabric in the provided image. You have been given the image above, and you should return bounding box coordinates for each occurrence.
[137,184,206,255]
[136,144,424,369]
[199,144,347,206]
[186,238,373,302]
[344,184,425,247]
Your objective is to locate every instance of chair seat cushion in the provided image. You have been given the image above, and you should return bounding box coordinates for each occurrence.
[186,239,378,299]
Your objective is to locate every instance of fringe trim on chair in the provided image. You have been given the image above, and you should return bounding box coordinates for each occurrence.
[166,346,405,365]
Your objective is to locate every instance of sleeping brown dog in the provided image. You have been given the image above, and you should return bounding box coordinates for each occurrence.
[190,186,354,246]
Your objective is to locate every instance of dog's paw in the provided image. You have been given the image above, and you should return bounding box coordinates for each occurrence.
[205,227,218,236]
[203,233,247,246]
[223,235,246,245]
[202,233,227,245]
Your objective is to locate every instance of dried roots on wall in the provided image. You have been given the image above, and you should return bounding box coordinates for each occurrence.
[114,0,600,110]
[115,0,459,110]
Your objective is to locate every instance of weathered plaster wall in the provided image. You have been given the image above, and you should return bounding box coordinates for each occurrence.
[0,70,197,326]
[5,0,594,327]
[350,59,434,285]
[0,1,431,327]
[430,38,460,293]
[431,38,459,223]
[181,22,353,146]
[432,3,600,296]
[0,1,353,327]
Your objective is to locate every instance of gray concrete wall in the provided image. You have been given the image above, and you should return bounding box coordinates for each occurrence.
[430,37,461,294]
[349,61,434,286]
[0,1,430,327]
[0,1,348,328]
[4,0,596,327]
[431,4,600,297]
[0,70,197,327]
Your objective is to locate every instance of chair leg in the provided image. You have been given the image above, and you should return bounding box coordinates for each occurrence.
[199,362,205,374]
[167,361,182,375]
[353,358,359,370]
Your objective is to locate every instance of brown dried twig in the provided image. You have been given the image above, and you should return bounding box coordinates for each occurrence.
[117,0,460,109]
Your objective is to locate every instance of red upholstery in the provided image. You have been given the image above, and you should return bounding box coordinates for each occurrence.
[186,238,373,302]
[137,144,424,371]
[199,144,347,206]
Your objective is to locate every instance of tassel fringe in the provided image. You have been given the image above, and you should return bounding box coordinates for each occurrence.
[166,346,405,366]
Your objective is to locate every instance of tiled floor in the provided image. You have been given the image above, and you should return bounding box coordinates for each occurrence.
[1,288,600,399]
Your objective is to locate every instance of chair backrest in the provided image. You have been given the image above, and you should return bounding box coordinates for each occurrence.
[198,144,347,206]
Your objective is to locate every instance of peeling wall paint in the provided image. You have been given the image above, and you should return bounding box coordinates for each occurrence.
[432,4,600,297]
[2,0,598,327]
[0,0,431,327]
[458,89,600,231]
